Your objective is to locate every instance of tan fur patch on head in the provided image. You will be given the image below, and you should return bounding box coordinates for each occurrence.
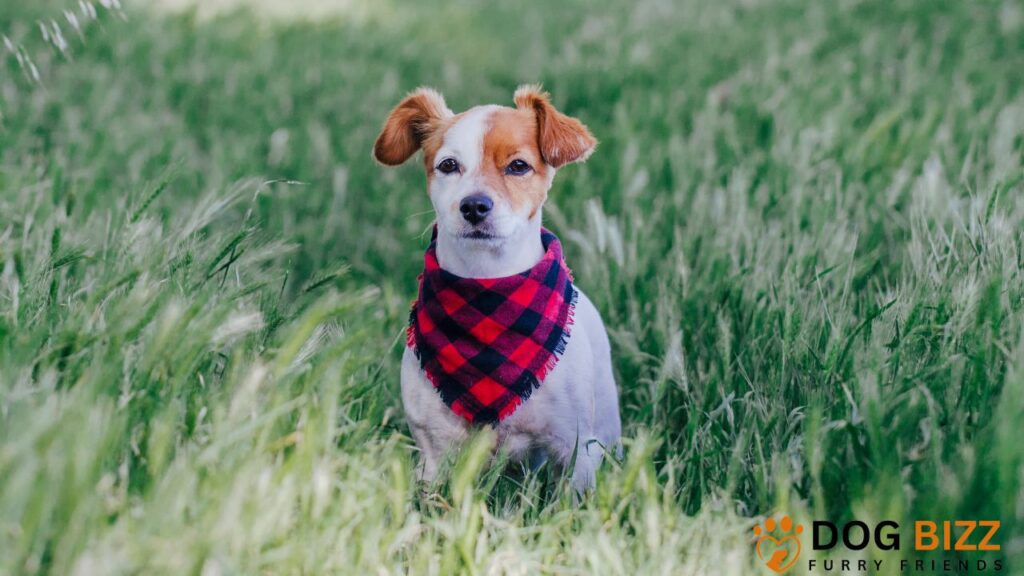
[420,113,460,172]
[513,84,597,168]
[373,87,453,166]
[480,107,551,218]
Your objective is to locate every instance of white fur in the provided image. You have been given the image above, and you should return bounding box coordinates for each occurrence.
[402,104,621,494]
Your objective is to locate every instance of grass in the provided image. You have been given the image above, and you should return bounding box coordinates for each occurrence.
[1,0,1023,573]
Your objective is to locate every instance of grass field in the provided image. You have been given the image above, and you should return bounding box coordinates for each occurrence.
[1,0,1023,573]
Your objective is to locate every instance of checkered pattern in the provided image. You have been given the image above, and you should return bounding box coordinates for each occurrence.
[407,227,577,425]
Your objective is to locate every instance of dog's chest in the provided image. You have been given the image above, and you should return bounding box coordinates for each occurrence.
[492,315,598,449]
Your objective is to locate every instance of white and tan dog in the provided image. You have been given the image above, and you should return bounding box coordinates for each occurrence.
[373,85,621,492]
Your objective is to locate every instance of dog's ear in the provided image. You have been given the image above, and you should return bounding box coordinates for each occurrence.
[373,87,453,166]
[514,84,597,168]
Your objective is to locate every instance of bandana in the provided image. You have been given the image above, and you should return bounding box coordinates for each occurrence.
[407,227,577,425]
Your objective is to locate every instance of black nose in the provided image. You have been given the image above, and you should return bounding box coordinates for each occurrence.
[459,194,493,225]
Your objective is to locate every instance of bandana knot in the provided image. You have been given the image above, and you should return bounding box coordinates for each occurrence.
[407,228,577,425]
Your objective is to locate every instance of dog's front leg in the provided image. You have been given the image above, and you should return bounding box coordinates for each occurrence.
[401,347,468,483]
[408,421,447,483]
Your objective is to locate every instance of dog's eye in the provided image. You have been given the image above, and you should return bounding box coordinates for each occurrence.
[505,159,532,176]
[436,158,460,174]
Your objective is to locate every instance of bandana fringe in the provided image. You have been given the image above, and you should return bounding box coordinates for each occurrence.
[535,286,577,386]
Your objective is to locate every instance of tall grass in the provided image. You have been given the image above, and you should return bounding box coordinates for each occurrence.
[1,0,1022,573]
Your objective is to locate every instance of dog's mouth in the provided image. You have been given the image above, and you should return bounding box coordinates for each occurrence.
[460,229,499,240]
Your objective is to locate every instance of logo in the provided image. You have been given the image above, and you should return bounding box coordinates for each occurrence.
[753,515,804,573]
[750,514,1003,574]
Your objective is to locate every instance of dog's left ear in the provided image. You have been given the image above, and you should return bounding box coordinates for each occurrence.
[373,87,453,166]
[514,84,597,168]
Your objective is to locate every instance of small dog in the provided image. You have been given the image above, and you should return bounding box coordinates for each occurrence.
[373,85,621,493]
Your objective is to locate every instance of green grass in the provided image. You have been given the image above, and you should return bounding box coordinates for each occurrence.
[1,0,1023,573]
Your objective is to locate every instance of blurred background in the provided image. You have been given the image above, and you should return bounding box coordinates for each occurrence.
[1,0,1023,573]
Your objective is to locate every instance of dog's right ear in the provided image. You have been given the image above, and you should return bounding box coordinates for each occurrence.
[373,88,453,166]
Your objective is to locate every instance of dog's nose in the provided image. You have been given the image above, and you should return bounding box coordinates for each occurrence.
[459,194,493,225]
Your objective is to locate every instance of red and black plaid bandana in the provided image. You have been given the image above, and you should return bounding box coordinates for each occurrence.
[407,227,577,425]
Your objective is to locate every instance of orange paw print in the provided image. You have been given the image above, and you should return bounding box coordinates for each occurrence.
[753,515,804,573]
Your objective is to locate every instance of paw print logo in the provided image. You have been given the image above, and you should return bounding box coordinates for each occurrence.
[753,515,804,573]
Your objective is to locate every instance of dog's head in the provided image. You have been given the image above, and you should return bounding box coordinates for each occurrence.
[373,85,596,244]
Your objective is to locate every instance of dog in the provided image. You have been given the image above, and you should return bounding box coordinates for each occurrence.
[373,85,621,493]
